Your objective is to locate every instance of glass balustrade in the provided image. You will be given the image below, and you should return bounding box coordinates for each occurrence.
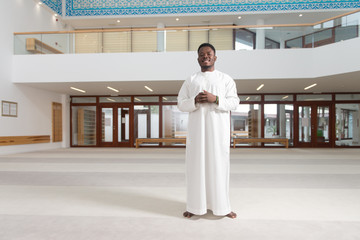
[14,10,360,55]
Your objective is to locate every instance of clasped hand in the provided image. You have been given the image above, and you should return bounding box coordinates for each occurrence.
[195,90,216,103]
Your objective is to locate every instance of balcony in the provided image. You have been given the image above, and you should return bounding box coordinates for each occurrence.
[14,10,360,55]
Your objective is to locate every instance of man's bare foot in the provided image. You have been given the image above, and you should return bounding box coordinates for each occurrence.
[183,211,194,218]
[226,212,237,219]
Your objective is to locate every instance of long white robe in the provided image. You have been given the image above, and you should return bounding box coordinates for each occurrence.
[177,70,239,216]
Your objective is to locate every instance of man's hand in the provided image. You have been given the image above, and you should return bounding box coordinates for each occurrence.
[195,90,216,104]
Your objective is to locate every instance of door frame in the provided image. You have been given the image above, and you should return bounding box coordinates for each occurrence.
[294,102,335,147]
[98,103,134,147]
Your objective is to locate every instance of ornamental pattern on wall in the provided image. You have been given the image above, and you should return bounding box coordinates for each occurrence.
[42,0,62,15]
[45,0,360,17]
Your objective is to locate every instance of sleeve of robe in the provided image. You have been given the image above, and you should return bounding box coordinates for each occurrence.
[177,78,199,113]
[216,75,240,112]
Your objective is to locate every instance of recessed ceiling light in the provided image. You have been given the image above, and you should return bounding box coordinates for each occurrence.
[304,83,317,90]
[70,87,86,93]
[107,86,119,92]
[54,14,58,17]
[238,16,242,19]
[38,1,42,5]
[117,20,120,23]
[256,84,264,91]
[145,86,153,92]
[299,14,303,17]
[176,18,180,21]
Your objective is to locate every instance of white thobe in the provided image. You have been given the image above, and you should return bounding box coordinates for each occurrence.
[177,70,239,216]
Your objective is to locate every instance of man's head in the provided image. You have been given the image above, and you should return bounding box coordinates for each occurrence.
[197,43,217,72]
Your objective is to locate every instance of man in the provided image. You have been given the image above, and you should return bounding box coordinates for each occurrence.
[177,43,239,219]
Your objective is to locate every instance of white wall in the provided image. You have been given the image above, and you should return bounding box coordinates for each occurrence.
[13,37,360,84]
[0,0,69,155]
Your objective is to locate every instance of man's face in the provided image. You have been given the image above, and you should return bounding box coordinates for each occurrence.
[197,46,217,71]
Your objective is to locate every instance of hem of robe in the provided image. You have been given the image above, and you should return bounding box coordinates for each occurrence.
[212,209,233,216]
[186,208,207,216]
[187,207,232,216]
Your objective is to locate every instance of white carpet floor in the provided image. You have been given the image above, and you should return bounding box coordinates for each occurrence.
[0,148,360,240]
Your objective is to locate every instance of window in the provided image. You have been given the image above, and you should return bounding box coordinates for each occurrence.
[235,29,254,50]
[232,104,262,146]
[72,106,97,146]
[132,31,157,52]
[162,105,188,146]
[336,104,360,146]
[264,104,294,146]
[166,30,188,52]
[134,105,159,145]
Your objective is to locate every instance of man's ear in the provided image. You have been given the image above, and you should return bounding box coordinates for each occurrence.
[214,55,217,62]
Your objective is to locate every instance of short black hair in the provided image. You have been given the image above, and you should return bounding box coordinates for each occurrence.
[197,43,216,55]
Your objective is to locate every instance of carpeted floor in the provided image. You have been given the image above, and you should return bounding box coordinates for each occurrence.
[0,148,359,240]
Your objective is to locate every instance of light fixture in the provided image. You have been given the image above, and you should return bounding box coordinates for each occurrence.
[54,14,58,17]
[176,18,180,21]
[117,20,121,23]
[134,97,141,102]
[246,97,250,101]
[38,1,42,5]
[238,16,242,19]
[145,86,153,92]
[299,14,303,17]
[107,86,119,92]
[282,95,289,99]
[107,98,115,102]
[256,84,264,91]
[304,83,317,90]
[70,87,86,93]
[163,97,168,100]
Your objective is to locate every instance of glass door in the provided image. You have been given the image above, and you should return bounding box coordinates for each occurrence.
[100,104,132,147]
[296,103,332,147]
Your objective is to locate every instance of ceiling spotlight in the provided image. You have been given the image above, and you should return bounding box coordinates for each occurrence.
[117,20,121,23]
[299,14,303,17]
[145,86,153,92]
[54,14,58,17]
[304,83,317,90]
[70,87,86,93]
[256,84,264,91]
[38,1,43,5]
[107,86,119,92]
[238,16,242,19]
[176,18,180,21]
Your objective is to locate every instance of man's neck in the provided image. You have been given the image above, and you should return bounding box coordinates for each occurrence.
[201,67,215,72]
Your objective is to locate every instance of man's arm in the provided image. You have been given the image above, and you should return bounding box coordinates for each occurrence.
[177,80,198,112]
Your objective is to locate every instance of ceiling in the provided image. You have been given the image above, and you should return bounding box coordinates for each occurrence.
[63,10,350,29]
[21,70,360,96]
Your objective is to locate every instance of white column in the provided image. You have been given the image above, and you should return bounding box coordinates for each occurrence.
[62,94,70,148]
[352,105,360,144]
[279,105,286,137]
[304,107,310,142]
[279,36,285,49]
[157,22,165,52]
[256,19,265,49]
